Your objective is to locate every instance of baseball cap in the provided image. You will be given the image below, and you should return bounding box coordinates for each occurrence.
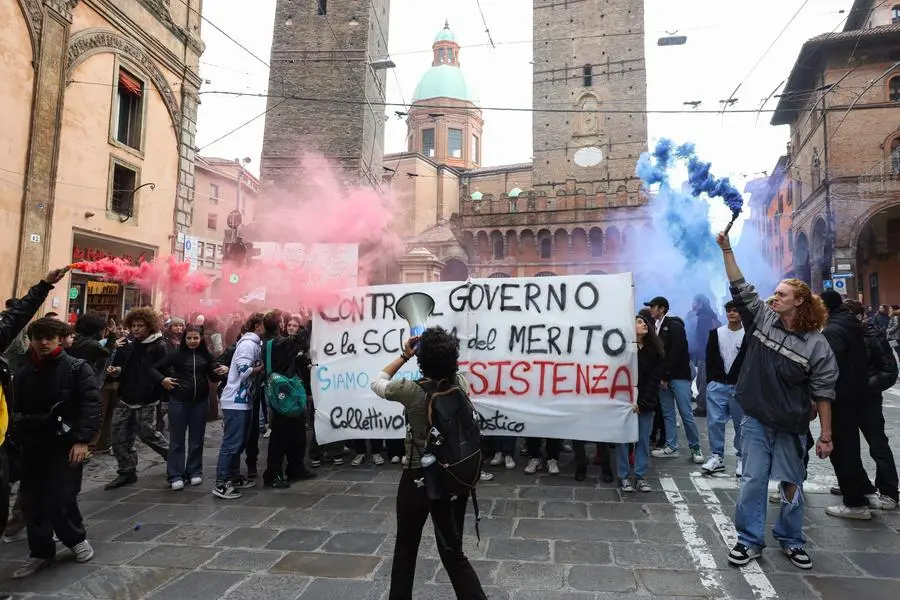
[643,296,669,310]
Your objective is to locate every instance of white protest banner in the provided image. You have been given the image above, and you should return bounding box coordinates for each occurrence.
[312,274,638,445]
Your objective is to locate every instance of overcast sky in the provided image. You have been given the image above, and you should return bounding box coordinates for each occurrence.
[195,0,854,196]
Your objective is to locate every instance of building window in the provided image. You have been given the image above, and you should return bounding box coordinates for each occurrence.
[115,68,144,150]
[217,244,224,260]
[317,0,327,15]
[209,183,219,203]
[582,64,592,87]
[110,162,137,216]
[448,128,463,158]
[891,138,900,175]
[509,200,517,213]
[471,135,480,164]
[493,239,504,260]
[893,5,900,23]
[208,213,218,230]
[540,237,552,259]
[890,76,900,102]
[422,128,435,157]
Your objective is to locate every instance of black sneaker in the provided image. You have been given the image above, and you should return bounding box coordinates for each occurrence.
[728,543,762,566]
[232,476,257,490]
[574,464,587,482]
[288,470,317,482]
[783,546,812,570]
[212,482,242,500]
[246,469,258,480]
[829,486,841,496]
[265,476,291,489]
[104,473,137,490]
[310,458,322,468]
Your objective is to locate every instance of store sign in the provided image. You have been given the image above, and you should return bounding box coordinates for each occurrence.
[71,234,155,266]
[68,287,80,300]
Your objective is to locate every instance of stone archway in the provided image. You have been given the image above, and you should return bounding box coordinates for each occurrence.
[15,0,42,63]
[852,203,900,305]
[794,231,811,286]
[66,28,182,133]
[441,258,469,282]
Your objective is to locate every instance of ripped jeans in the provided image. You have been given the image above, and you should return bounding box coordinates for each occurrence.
[734,415,808,551]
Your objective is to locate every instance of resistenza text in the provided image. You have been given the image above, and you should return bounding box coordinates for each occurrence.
[459,360,634,402]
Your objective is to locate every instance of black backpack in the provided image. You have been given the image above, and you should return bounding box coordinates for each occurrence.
[416,377,484,538]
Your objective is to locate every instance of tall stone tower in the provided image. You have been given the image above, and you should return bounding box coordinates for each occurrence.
[260,0,391,193]
[532,0,647,195]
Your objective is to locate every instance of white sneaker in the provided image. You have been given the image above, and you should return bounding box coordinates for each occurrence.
[12,557,52,579]
[547,459,560,475]
[735,458,743,478]
[351,454,365,466]
[480,471,494,482]
[524,458,541,474]
[489,451,504,466]
[401,456,408,466]
[390,456,401,464]
[372,454,385,466]
[504,455,516,470]
[691,448,705,465]
[190,476,203,486]
[825,504,873,520]
[71,539,94,562]
[263,427,271,439]
[170,480,185,491]
[866,492,899,510]
[701,455,725,475]
[651,446,679,458]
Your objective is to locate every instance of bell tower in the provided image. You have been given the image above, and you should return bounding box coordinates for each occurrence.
[531,0,647,195]
[260,0,392,193]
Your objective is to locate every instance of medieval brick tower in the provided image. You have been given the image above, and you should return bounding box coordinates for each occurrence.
[260,0,391,193]
[531,0,647,195]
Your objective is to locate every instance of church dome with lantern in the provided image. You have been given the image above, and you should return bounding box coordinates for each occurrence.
[406,21,484,169]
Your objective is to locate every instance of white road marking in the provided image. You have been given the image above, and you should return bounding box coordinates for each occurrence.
[690,472,835,495]
[659,477,731,599]
[691,476,779,600]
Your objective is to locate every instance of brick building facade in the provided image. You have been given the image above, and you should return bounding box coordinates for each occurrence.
[769,0,900,302]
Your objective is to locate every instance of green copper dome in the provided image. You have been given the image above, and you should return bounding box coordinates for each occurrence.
[412,65,478,103]
[435,24,455,43]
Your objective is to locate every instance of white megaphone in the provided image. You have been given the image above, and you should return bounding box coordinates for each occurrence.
[395,292,436,339]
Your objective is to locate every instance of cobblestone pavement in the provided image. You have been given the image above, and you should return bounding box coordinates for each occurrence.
[1,390,899,600]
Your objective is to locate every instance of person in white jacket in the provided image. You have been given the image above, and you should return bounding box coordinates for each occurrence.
[213,313,265,500]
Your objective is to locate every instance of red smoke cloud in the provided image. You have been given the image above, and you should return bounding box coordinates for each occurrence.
[73,154,403,319]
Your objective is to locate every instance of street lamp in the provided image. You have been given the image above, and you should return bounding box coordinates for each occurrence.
[369,57,396,70]
[234,157,251,213]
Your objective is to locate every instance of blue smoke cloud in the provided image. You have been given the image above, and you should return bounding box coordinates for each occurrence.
[631,139,772,320]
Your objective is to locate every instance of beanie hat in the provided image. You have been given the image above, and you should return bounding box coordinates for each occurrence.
[820,290,842,313]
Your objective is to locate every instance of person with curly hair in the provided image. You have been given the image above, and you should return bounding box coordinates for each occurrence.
[370,327,486,600]
[717,232,838,572]
[103,307,170,490]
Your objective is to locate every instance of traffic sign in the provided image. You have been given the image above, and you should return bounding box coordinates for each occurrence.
[832,272,853,279]
[229,273,239,284]
[68,287,79,300]
[834,279,847,295]
[823,280,833,290]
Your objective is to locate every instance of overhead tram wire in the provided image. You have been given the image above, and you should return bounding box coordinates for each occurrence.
[474,0,496,49]
[720,0,812,116]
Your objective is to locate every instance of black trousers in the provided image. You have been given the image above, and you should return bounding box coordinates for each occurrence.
[21,439,86,559]
[0,447,10,536]
[263,411,307,484]
[860,393,899,501]
[244,388,261,473]
[389,469,486,600]
[573,441,614,473]
[352,439,384,454]
[829,400,870,508]
[525,438,560,461]
[386,439,405,459]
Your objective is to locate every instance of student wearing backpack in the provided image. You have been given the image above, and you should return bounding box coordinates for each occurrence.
[261,311,316,488]
[371,327,487,600]
[10,318,101,579]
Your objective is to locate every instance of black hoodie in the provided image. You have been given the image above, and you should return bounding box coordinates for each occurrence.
[658,315,692,381]
[861,320,899,394]
[822,307,869,405]
[111,332,169,406]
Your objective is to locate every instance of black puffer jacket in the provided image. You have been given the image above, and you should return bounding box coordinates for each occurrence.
[862,320,898,394]
[111,332,169,406]
[636,343,663,413]
[658,315,691,381]
[151,347,220,403]
[822,307,869,405]
[67,335,110,376]
[12,350,101,444]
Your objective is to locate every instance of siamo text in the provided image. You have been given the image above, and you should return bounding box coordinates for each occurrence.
[316,365,421,392]
[460,359,634,402]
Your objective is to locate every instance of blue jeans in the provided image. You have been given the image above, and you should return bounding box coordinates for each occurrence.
[167,399,207,483]
[734,415,807,551]
[693,359,708,411]
[216,409,252,485]
[659,379,700,451]
[617,410,654,479]
[706,381,744,459]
